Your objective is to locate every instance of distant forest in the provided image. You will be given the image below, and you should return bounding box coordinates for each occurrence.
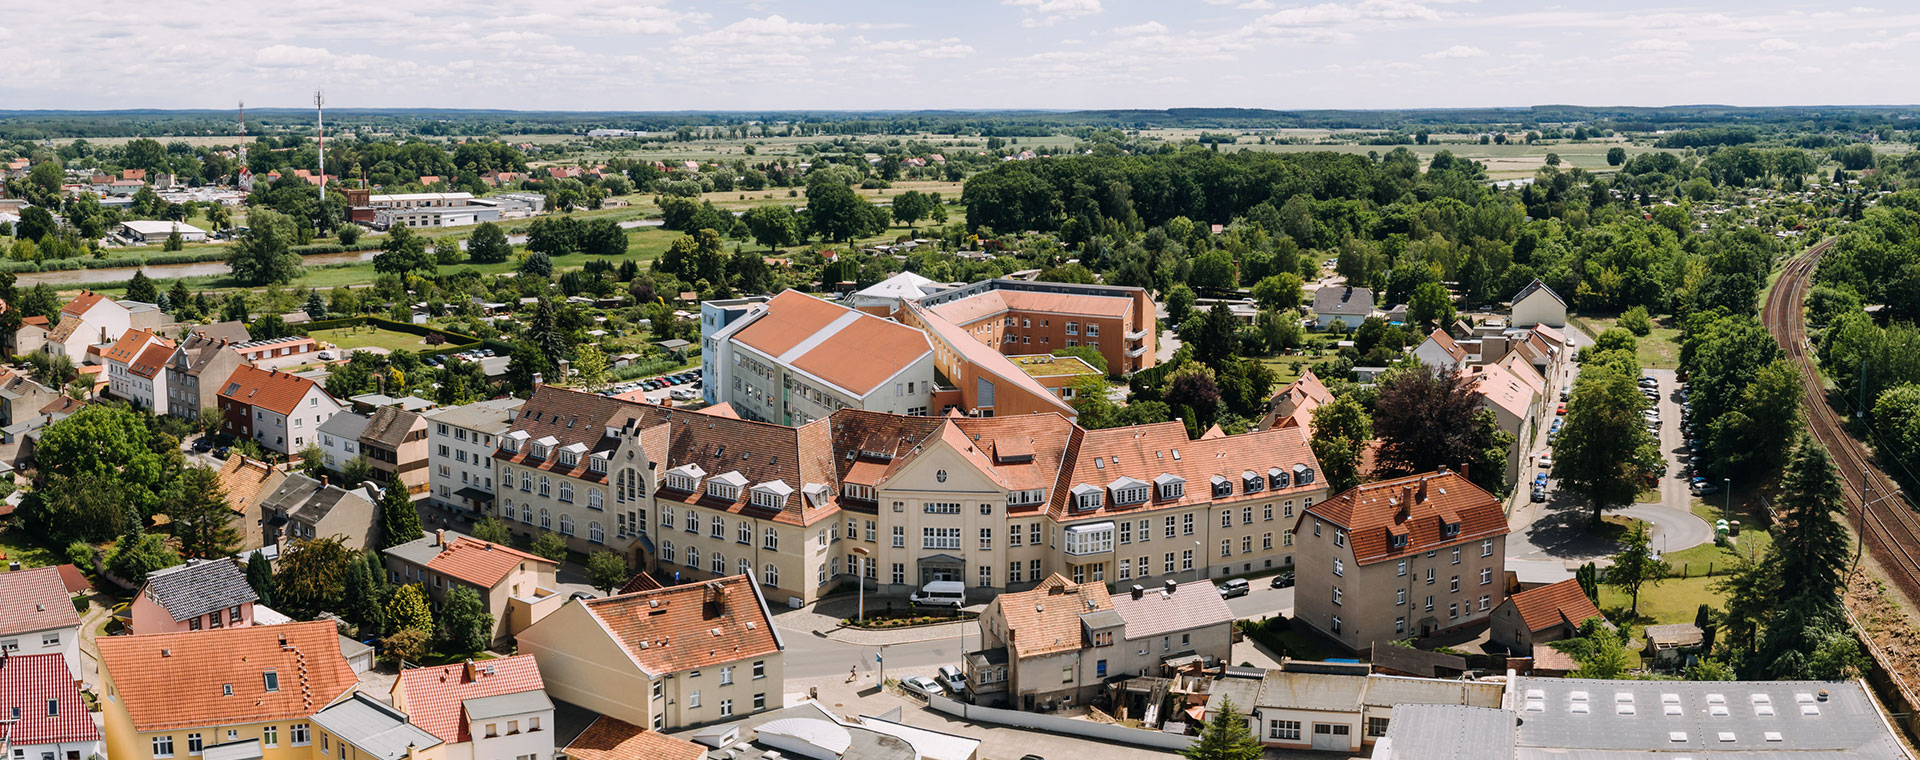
[1,105,1918,140]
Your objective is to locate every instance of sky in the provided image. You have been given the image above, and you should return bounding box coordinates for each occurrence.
[3,0,1916,111]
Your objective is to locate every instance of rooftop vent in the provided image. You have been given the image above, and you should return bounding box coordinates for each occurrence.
[1668,732,1687,743]
[1717,732,1736,743]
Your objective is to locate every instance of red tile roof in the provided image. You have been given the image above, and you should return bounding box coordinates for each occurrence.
[54,564,94,595]
[730,290,931,396]
[103,328,168,365]
[395,655,545,743]
[1052,421,1320,520]
[1300,470,1507,566]
[564,716,704,760]
[96,621,356,732]
[1506,579,1602,634]
[423,536,557,589]
[218,364,328,416]
[59,291,107,318]
[988,573,1112,656]
[0,566,81,637]
[579,575,780,675]
[131,341,175,379]
[0,652,101,746]
[1426,328,1465,362]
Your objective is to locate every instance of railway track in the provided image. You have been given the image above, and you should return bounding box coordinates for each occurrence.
[1762,238,1920,602]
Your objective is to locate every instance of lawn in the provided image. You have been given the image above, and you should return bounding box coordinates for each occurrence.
[1569,314,1682,369]
[0,525,60,569]
[1599,574,1724,626]
[311,323,441,353]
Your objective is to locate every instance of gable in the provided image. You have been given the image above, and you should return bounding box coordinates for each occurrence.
[883,433,1005,495]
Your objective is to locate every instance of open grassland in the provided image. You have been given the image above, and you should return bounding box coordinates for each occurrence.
[310,323,441,352]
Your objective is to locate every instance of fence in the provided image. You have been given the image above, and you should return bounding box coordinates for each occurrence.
[926,694,1195,751]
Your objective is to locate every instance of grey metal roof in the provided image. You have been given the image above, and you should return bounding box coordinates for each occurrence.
[1510,676,1908,760]
[258,473,369,525]
[311,692,443,760]
[424,397,524,435]
[318,411,371,439]
[1361,674,1503,709]
[1206,676,1264,716]
[384,530,464,569]
[1380,704,1514,760]
[142,558,258,622]
[462,690,554,721]
[1078,609,1126,632]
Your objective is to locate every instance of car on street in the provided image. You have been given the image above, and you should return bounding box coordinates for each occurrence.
[1555,404,1567,415]
[1270,571,1294,589]
[1534,473,1549,487]
[1692,482,1720,496]
[1538,455,1554,468]
[1218,578,1250,598]
[1560,384,1571,401]
[1531,486,1548,503]
[901,676,944,699]
[192,437,213,452]
[938,665,967,696]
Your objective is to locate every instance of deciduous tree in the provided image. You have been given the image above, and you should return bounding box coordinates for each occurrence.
[377,473,424,550]
[387,583,434,634]
[1606,522,1668,615]
[438,586,493,655]
[587,550,628,594]
[1551,365,1662,524]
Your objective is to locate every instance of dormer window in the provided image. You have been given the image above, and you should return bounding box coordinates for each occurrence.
[1293,463,1315,485]
[558,450,578,467]
[1071,484,1102,511]
[706,471,747,501]
[803,483,831,508]
[842,483,874,501]
[664,463,706,493]
[502,430,528,452]
[1242,470,1263,494]
[589,455,608,473]
[1210,475,1232,498]
[751,481,793,510]
[1268,467,1289,490]
[1107,477,1149,506]
[1154,473,1185,500]
[1443,520,1461,537]
[1007,489,1046,506]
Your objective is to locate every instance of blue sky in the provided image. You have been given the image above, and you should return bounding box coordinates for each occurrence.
[4,1,1915,110]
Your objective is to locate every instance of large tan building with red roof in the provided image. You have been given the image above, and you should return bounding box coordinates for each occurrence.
[1293,470,1509,652]
[218,364,344,454]
[498,382,1325,608]
[97,620,358,760]
[516,575,784,732]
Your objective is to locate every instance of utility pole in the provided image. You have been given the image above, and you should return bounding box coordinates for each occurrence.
[314,89,326,232]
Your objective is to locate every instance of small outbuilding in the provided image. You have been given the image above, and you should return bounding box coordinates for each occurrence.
[118,220,208,244]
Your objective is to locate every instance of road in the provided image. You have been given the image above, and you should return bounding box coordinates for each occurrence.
[778,582,1293,683]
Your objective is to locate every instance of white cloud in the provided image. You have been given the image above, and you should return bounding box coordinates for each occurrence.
[1238,0,1277,8]
[1115,21,1168,36]
[1256,0,1439,28]
[1004,0,1103,27]
[1626,38,1690,52]
[1423,44,1486,58]
[1759,37,1800,51]
[253,44,333,67]
[856,36,976,59]
[676,15,840,49]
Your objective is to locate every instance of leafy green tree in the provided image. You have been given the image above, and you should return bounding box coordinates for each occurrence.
[806,175,883,242]
[343,455,378,488]
[587,550,628,594]
[166,466,241,559]
[1164,283,1196,325]
[386,583,434,634]
[1711,359,1802,475]
[572,344,609,388]
[438,586,494,654]
[1687,658,1736,681]
[275,536,356,617]
[1575,562,1599,603]
[1565,623,1630,679]
[19,472,139,544]
[529,531,568,562]
[228,208,304,285]
[125,271,158,303]
[377,473,424,550]
[471,516,514,545]
[1179,696,1263,760]
[1309,396,1372,494]
[1552,365,1662,524]
[1606,522,1668,615]
[1189,301,1242,371]
[29,404,175,525]
[890,190,934,230]
[1372,366,1487,480]
[1190,250,1238,293]
[303,290,328,320]
[106,531,182,583]
[168,280,194,317]
[433,235,464,265]
[741,205,801,251]
[382,627,431,665]
[374,224,436,276]
[1607,147,1627,166]
[1405,281,1455,330]
[1251,274,1303,311]
[1255,309,1305,354]
[163,227,184,251]
[580,218,628,256]
[337,223,362,246]
[1619,305,1652,336]
[343,556,387,636]
[246,550,276,607]
[466,221,512,263]
[519,251,553,278]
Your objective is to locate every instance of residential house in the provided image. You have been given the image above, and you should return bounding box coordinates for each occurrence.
[1412,328,1470,371]
[255,473,385,551]
[1107,577,1236,674]
[0,368,60,465]
[1643,623,1705,667]
[517,575,784,732]
[391,656,555,760]
[1488,578,1603,656]
[1311,287,1374,330]
[43,292,131,362]
[103,328,175,414]
[1293,470,1509,652]
[317,411,370,472]
[1508,279,1568,328]
[1258,369,1333,431]
[97,621,355,760]
[217,365,343,455]
[130,558,262,636]
[0,652,104,760]
[976,574,1119,710]
[698,297,770,405]
[215,454,288,552]
[0,567,83,678]
[360,405,430,495]
[1216,664,1503,753]
[309,692,446,760]
[562,717,704,760]
[425,398,523,515]
[1463,361,1545,488]
[383,530,561,647]
[164,333,251,420]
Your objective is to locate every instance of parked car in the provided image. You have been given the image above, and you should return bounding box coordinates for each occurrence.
[1537,455,1554,469]
[1534,473,1549,487]
[938,665,967,696]
[1270,571,1295,589]
[1531,486,1548,503]
[1218,578,1250,598]
[1692,483,1721,496]
[1559,384,1571,401]
[192,437,213,452]
[901,676,944,699]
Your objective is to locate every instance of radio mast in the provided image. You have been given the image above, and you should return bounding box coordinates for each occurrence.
[314,89,326,230]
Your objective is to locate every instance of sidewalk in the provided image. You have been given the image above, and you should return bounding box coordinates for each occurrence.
[772,593,977,646]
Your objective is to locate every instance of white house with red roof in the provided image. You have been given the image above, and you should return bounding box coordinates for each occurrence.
[382,529,561,646]
[42,291,131,362]
[0,652,104,760]
[217,364,343,454]
[102,328,175,414]
[0,567,83,679]
[391,655,555,760]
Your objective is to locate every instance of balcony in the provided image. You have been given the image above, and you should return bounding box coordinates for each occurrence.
[1127,345,1150,358]
[1127,328,1150,341]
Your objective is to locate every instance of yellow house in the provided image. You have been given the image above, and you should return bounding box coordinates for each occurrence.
[97,620,358,760]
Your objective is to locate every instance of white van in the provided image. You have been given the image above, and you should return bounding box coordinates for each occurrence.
[910,580,967,608]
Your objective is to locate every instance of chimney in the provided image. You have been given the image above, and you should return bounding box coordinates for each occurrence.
[1416,477,1428,503]
[533,372,545,387]
[1163,579,1177,594]
[434,529,445,547]
[320,475,328,488]
[1460,462,1469,481]
[1401,485,1413,508]
[1131,584,1145,600]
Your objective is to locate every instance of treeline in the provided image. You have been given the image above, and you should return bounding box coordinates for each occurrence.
[1813,190,1920,486]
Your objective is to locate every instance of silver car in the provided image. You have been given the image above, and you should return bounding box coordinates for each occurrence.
[901,675,944,699]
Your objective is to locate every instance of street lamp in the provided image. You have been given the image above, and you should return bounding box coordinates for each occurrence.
[1723,478,1732,523]
[852,546,871,624]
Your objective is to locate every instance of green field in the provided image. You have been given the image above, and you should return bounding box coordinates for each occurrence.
[311,323,442,353]
[1570,314,1683,369]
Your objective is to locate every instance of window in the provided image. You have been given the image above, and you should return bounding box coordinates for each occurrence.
[720,666,734,685]
[292,724,311,746]
[753,660,767,679]
[1481,568,1493,585]
[754,692,767,711]
[560,514,574,536]
[1221,510,1231,529]
[662,541,674,563]
[40,632,58,647]
[1396,616,1407,634]
[264,670,280,692]
[1397,588,1407,606]
[1118,521,1132,544]
[1119,559,1132,579]
[922,527,961,550]
[1263,503,1273,521]
[1368,717,1391,737]
[1008,561,1023,584]
[590,521,604,543]
[1181,549,1194,571]
[154,736,176,758]
[1450,603,1459,619]
[1426,568,1435,585]
[689,691,701,708]
[1284,530,1293,547]
[1425,595,1435,611]
[686,547,700,569]
[892,525,905,548]
[979,564,993,587]
[720,699,734,717]
[924,502,961,515]
[765,527,779,550]
[712,553,725,574]
[1220,539,1230,557]
[1482,539,1494,557]
[1331,615,1342,633]
[1164,552,1175,574]
[763,564,779,587]
[1450,576,1460,593]
[1270,720,1301,741]
[486,723,499,738]
[979,528,993,550]
[1183,513,1195,535]
[1480,594,1493,611]
[559,483,574,503]
[263,726,278,747]
[711,516,725,538]
[1334,530,1346,547]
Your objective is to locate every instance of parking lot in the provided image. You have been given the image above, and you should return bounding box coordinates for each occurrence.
[606,368,703,405]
